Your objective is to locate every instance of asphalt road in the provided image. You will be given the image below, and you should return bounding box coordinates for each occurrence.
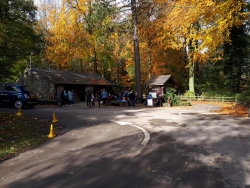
[0,103,250,188]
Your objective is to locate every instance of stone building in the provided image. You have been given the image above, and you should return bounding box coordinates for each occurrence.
[16,68,117,101]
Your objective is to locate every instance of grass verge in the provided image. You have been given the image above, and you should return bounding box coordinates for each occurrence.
[0,112,52,161]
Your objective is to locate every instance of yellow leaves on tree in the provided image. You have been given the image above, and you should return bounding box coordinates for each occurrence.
[44,0,89,70]
[154,0,245,62]
[149,0,245,92]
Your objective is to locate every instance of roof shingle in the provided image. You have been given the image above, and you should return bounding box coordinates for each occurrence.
[145,75,172,86]
[31,68,116,86]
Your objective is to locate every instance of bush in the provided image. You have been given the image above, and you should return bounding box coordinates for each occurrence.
[235,90,250,104]
[165,88,179,106]
[183,91,195,97]
[202,91,233,97]
[178,101,191,106]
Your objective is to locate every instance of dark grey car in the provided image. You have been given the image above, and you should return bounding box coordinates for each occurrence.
[0,84,38,108]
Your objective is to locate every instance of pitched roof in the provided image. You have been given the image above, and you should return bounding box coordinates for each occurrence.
[30,68,116,86]
[145,75,173,86]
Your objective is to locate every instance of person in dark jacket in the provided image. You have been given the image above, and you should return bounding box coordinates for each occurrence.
[129,89,136,107]
[157,94,165,106]
[86,87,91,107]
[60,90,65,105]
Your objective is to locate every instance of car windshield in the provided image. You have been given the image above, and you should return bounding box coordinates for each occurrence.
[22,86,31,92]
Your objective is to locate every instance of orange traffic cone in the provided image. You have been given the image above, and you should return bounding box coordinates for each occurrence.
[47,124,55,138]
[52,112,58,123]
[16,107,23,117]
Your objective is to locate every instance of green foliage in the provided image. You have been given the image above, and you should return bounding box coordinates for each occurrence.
[84,0,119,75]
[183,91,195,97]
[221,24,250,93]
[202,91,233,97]
[235,90,250,104]
[178,101,192,106]
[0,58,27,83]
[166,88,179,106]
[0,0,43,82]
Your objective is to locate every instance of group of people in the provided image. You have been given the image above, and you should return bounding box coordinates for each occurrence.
[60,90,74,106]
[86,88,111,107]
[85,88,137,107]
[60,87,164,108]
[121,89,136,107]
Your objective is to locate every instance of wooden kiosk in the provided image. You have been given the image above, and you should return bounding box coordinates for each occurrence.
[144,75,175,106]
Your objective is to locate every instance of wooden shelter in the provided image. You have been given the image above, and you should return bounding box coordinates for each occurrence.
[144,75,175,100]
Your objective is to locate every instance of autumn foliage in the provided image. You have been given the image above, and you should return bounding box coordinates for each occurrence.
[38,0,247,89]
[192,101,249,117]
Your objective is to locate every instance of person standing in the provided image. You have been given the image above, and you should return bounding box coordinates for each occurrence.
[64,90,68,104]
[123,88,129,107]
[106,93,112,106]
[86,87,91,107]
[129,89,136,107]
[60,90,65,105]
[101,89,108,105]
[68,90,73,106]
[72,90,75,104]
[91,92,95,106]
[98,89,102,107]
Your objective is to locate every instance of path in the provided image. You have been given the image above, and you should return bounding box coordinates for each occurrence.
[0,103,250,187]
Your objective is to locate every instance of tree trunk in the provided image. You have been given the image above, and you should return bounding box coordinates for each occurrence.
[189,62,195,93]
[186,39,195,93]
[131,0,142,100]
[93,48,97,74]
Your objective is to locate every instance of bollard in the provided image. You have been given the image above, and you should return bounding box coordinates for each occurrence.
[16,107,23,117]
[52,112,58,123]
[47,124,55,138]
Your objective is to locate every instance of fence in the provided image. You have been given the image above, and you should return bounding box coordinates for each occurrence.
[177,96,235,102]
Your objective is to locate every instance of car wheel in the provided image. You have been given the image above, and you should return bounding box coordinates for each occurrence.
[14,100,23,109]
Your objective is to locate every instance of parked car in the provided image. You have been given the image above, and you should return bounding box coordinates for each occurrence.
[0,84,38,109]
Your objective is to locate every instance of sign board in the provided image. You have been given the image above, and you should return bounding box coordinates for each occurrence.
[148,87,164,99]
[149,92,157,98]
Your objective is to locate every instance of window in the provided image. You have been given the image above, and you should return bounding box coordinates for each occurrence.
[5,85,18,92]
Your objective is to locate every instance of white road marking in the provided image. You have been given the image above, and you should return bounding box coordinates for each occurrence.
[178,111,219,117]
[113,121,150,146]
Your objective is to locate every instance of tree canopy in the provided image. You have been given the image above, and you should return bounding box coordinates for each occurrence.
[0,0,43,82]
[2,0,250,96]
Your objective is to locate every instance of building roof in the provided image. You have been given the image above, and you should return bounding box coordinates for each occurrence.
[30,68,116,86]
[145,75,173,86]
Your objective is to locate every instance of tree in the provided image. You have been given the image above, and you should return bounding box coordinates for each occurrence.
[221,24,250,93]
[44,0,119,75]
[153,0,245,93]
[0,0,42,82]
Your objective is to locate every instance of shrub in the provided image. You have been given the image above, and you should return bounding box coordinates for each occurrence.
[165,88,179,106]
[183,91,195,97]
[235,90,250,104]
[202,91,233,97]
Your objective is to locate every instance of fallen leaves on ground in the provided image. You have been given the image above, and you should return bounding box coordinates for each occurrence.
[191,101,249,117]
[0,112,62,161]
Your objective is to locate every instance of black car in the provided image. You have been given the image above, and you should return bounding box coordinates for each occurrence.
[0,84,38,108]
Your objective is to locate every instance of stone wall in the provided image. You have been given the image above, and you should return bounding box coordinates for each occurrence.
[16,69,55,100]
